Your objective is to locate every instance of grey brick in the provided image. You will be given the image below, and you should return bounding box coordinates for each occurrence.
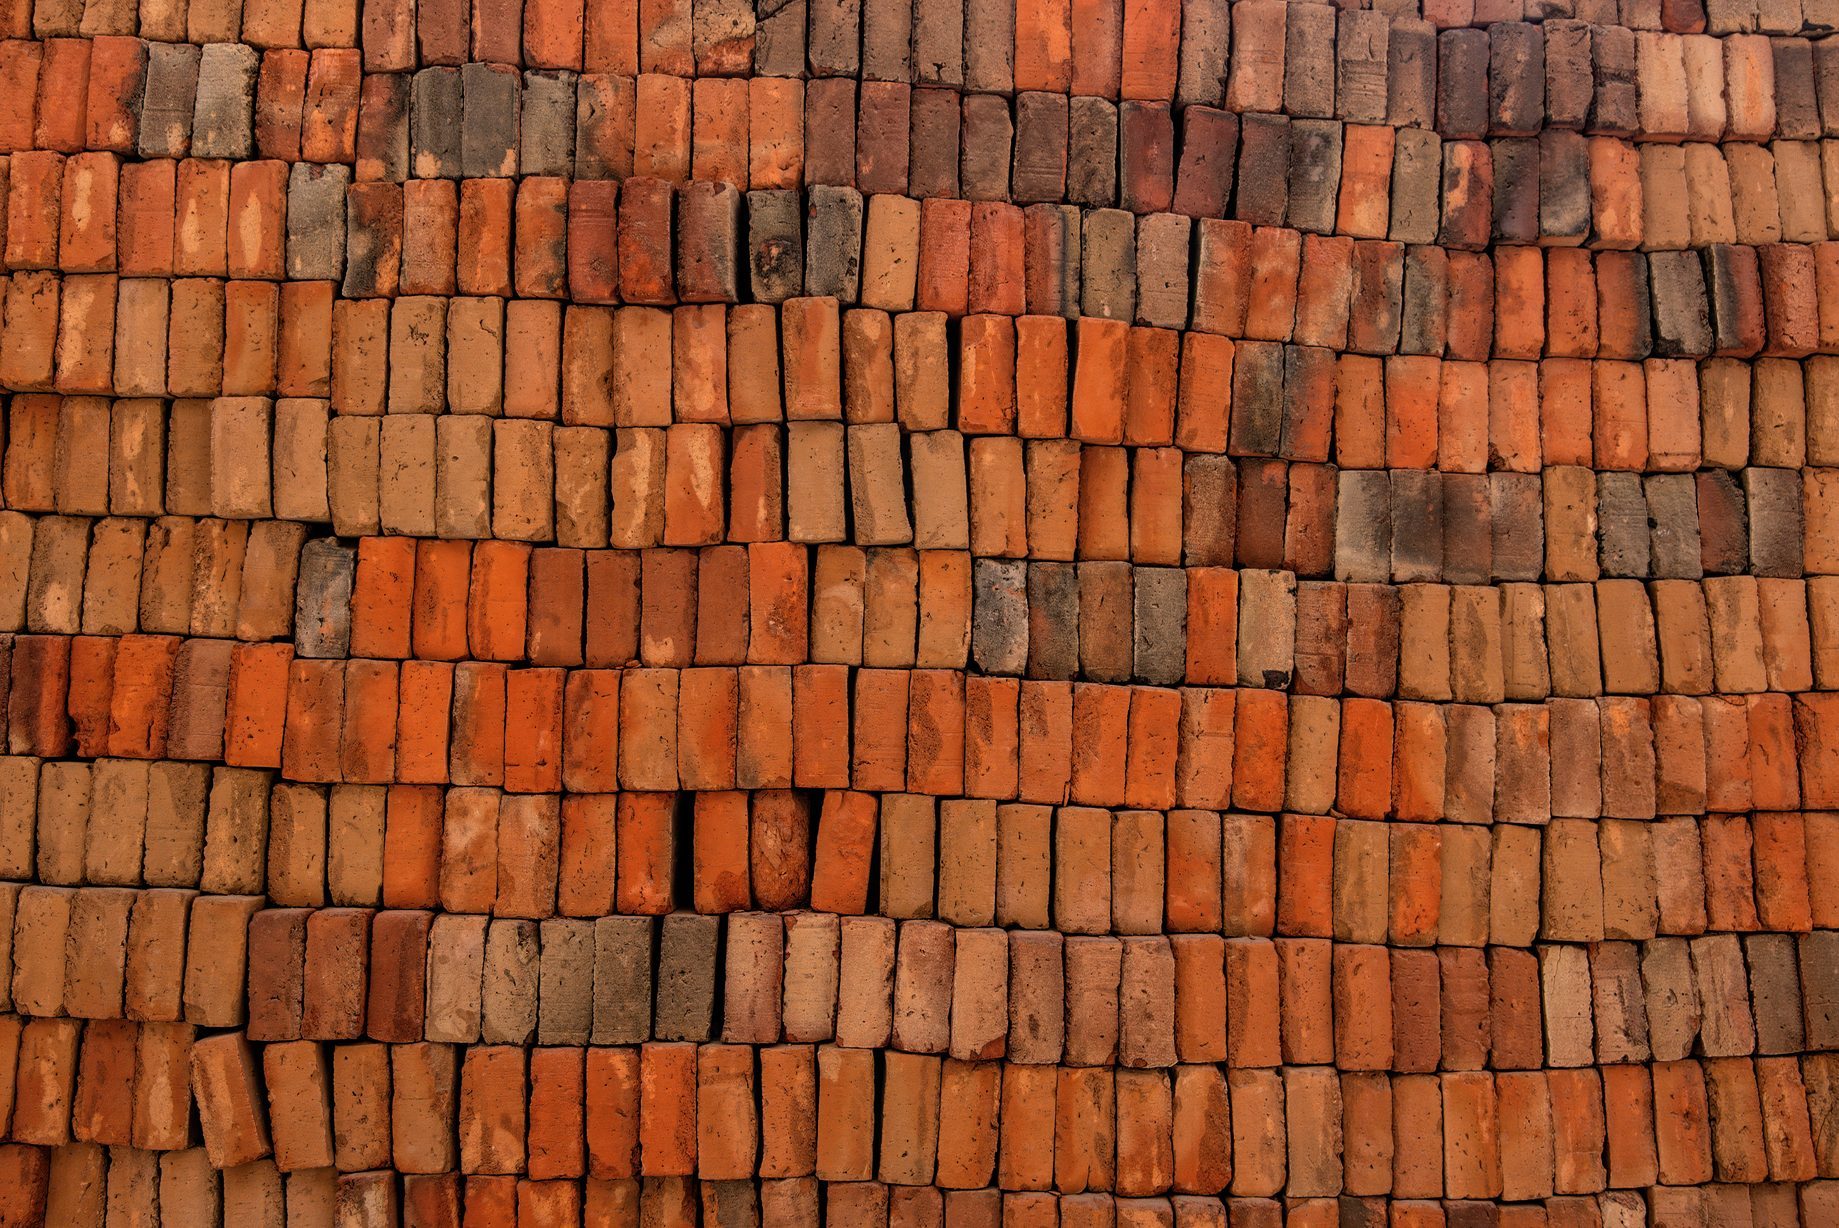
[460,62,520,178]
[1283,2,1338,118]
[971,560,1027,677]
[292,538,354,659]
[139,43,202,159]
[861,0,913,80]
[1399,244,1448,356]
[1644,474,1704,580]
[1538,129,1591,244]
[747,189,804,304]
[803,185,864,302]
[960,94,1013,202]
[591,916,654,1044]
[1132,567,1187,686]
[654,912,719,1041]
[191,42,259,159]
[1436,28,1490,140]
[1079,208,1136,322]
[908,87,961,199]
[520,71,577,177]
[1389,128,1442,247]
[1442,473,1493,587]
[754,0,807,77]
[1228,341,1284,457]
[1491,137,1540,246]
[410,68,463,179]
[1336,470,1393,584]
[1389,469,1443,583]
[1387,18,1438,130]
[1648,250,1713,357]
[1596,472,1651,578]
[1744,466,1804,577]
[1234,112,1291,227]
[805,0,857,76]
[1077,561,1133,684]
[480,918,539,1045]
[1286,118,1342,236]
[1590,25,1638,136]
[285,163,351,282]
[536,917,595,1046]
[1336,9,1391,124]
[1025,562,1079,681]
[1177,0,1231,108]
[963,0,1013,93]
[1134,213,1191,330]
[1488,22,1544,136]
[1745,932,1805,1055]
[912,0,964,86]
[1067,96,1117,208]
[1012,93,1069,205]
[1544,21,1593,129]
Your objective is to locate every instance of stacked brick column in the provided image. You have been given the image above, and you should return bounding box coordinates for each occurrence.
[4,0,1839,1224]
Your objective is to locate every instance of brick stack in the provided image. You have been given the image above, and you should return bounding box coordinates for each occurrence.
[6,0,1839,1225]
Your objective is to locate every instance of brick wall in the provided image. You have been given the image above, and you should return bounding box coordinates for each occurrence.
[1,0,1838,1224]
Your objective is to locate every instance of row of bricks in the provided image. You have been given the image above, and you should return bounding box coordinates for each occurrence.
[0,101,1832,264]
[6,743,1839,931]
[20,413,1838,560]
[13,516,1839,690]
[3,20,1833,197]
[11,622,1839,810]
[256,535,1839,681]
[18,1004,1839,1187]
[276,458,1807,579]
[3,1160,1836,1228]
[11,342,1839,478]
[0,513,303,640]
[0,0,1203,99]
[7,152,1839,345]
[0,56,1487,211]
[17,298,1839,463]
[6,558,1839,780]
[224,672,1839,815]
[6,96,1725,251]
[13,322,1839,473]
[58,912,1839,1073]
[9,370,1839,531]
[231,538,1839,690]
[10,739,1839,931]
[8,147,1839,322]
[189,916,1839,1066]
[111,1034,1839,1192]
[10,345,1839,500]
[0,1156,1812,1228]
[8,117,1839,292]
[5,864,1832,1058]
[7,7,1837,152]
[8,241,1839,411]
[6,1,1828,149]
[8,0,1839,67]
[7,500,1824,680]
[6,410,1836,580]
[0,1152,1831,1228]
[183,1047,1839,1194]
[7,423,1837,574]
[1333,464,1815,581]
